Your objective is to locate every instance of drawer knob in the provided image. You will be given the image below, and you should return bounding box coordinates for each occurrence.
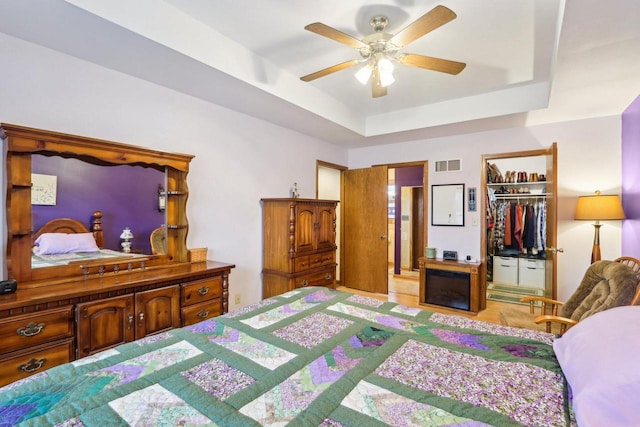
[301,280,309,287]
[312,258,321,264]
[197,310,210,319]
[19,358,46,373]
[325,273,332,280]
[17,322,46,337]
[197,286,210,296]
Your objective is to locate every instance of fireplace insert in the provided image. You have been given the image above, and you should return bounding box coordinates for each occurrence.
[424,268,471,311]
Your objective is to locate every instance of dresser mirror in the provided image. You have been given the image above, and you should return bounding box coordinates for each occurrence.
[2,123,193,284]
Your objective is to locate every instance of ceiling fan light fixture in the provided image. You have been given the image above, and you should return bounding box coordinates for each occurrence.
[302,5,465,97]
[355,62,374,85]
[377,57,395,87]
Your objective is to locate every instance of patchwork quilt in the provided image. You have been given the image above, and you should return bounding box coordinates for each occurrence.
[0,287,573,426]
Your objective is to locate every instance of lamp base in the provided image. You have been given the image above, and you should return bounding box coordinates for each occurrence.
[591,223,602,264]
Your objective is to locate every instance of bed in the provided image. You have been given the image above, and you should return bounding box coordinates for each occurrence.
[1,286,636,426]
[31,211,146,269]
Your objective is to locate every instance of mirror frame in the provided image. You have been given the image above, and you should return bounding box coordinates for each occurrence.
[431,183,465,226]
[2,123,194,283]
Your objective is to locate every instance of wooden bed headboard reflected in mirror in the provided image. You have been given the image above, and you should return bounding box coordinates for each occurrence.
[2,123,194,283]
[32,211,104,248]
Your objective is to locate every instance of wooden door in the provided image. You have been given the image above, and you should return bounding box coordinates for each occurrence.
[77,295,135,358]
[342,166,388,293]
[411,187,425,270]
[135,286,180,338]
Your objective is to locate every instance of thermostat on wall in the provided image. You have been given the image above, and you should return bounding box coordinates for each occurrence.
[443,250,458,261]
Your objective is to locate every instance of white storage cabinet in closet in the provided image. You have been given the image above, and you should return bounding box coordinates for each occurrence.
[518,258,545,288]
[493,256,518,284]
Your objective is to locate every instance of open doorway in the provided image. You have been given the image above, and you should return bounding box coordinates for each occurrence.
[317,161,345,283]
[318,160,427,295]
[388,166,425,281]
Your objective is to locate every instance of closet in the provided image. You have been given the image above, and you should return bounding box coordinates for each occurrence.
[481,145,558,303]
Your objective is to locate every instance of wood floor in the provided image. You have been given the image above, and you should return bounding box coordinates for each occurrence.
[337,270,531,326]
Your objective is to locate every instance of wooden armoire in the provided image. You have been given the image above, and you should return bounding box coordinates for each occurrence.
[261,198,338,298]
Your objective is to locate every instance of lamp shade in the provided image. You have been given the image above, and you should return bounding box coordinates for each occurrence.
[119,227,134,240]
[575,191,625,220]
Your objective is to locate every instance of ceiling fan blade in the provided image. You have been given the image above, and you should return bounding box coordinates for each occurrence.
[371,68,387,98]
[304,23,367,49]
[400,53,466,75]
[300,59,360,82]
[389,5,457,47]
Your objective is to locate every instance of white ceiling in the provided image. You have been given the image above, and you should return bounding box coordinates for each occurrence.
[1,0,640,147]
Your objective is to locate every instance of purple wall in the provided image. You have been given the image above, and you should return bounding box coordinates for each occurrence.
[393,166,424,274]
[32,155,165,254]
[622,94,640,258]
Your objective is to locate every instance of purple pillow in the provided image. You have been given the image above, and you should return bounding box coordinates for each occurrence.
[34,232,99,255]
[553,305,640,426]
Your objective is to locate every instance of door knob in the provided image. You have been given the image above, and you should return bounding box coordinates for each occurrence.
[380,235,387,240]
[546,247,564,253]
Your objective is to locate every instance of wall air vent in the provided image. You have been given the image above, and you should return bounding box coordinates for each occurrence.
[435,159,461,172]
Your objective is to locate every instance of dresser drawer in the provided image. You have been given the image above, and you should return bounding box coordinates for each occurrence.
[0,306,74,354]
[181,299,222,326]
[294,267,336,289]
[0,338,75,387]
[310,251,335,268]
[181,276,222,307]
[294,256,311,272]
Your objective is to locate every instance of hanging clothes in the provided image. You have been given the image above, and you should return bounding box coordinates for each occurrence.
[488,197,547,254]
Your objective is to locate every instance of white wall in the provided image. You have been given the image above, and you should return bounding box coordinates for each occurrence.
[0,33,348,308]
[0,32,626,304]
[348,116,623,300]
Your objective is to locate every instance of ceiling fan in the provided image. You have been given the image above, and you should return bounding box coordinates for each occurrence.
[300,5,466,98]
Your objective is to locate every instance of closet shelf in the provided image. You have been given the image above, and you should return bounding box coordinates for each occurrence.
[494,194,546,199]
[487,182,547,186]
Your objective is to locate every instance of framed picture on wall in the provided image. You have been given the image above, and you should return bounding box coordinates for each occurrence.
[431,184,465,226]
[31,173,57,205]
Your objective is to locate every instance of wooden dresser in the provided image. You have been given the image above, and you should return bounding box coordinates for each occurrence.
[261,198,338,298]
[0,260,233,386]
[1,124,236,387]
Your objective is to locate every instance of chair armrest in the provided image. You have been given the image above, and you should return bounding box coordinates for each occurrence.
[534,314,578,335]
[519,296,564,315]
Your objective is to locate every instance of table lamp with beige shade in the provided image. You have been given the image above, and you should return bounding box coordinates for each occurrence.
[575,191,625,263]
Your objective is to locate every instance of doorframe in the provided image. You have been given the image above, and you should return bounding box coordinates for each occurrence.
[317,160,428,291]
[316,160,347,284]
[376,161,429,274]
[480,145,558,300]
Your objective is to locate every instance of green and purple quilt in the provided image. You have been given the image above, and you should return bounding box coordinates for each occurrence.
[0,287,573,426]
